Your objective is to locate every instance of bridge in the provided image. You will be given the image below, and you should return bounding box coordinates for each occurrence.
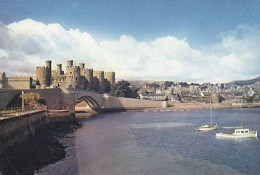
[0,88,163,114]
[0,88,164,154]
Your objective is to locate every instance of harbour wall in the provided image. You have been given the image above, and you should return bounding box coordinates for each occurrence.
[0,111,48,154]
[0,110,77,154]
[102,95,164,111]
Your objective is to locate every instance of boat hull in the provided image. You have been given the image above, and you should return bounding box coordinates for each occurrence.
[216,131,257,138]
[198,124,217,131]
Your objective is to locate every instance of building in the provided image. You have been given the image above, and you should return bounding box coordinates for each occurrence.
[36,60,115,93]
[139,92,167,101]
[0,72,32,89]
[7,76,32,89]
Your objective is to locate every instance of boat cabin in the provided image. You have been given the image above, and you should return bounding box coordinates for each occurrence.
[235,129,250,134]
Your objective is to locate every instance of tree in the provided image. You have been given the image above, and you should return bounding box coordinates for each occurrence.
[111,80,138,98]
[164,81,173,88]
[147,82,160,88]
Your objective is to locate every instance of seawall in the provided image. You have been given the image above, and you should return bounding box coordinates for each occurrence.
[0,111,48,154]
[0,109,78,155]
[102,95,163,112]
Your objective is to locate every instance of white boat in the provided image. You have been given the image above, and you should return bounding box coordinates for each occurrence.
[216,128,257,138]
[198,124,218,131]
[198,101,217,131]
[216,101,258,139]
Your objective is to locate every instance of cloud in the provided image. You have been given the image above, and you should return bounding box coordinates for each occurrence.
[0,18,259,83]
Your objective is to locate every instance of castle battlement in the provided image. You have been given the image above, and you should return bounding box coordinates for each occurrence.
[104,71,115,74]
[93,71,104,79]
[36,59,115,93]
[36,66,47,69]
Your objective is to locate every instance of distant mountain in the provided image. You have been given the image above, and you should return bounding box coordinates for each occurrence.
[228,76,260,86]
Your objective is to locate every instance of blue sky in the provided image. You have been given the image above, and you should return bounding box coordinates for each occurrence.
[0,0,260,83]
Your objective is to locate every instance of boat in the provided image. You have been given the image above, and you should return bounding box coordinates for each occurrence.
[198,124,218,131]
[198,101,217,131]
[216,128,257,138]
[215,101,258,138]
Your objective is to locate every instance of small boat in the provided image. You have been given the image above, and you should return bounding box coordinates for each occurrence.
[198,124,217,131]
[216,128,257,138]
[198,101,217,131]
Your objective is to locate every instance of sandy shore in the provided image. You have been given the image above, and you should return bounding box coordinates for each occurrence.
[144,102,260,112]
[75,103,260,114]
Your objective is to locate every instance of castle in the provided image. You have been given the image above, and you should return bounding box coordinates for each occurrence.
[36,60,115,93]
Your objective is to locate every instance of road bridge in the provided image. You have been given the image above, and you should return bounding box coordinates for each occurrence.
[0,88,163,114]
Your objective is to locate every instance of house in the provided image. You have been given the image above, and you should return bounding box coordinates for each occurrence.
[247,88,255,97]
[139,93,167,101]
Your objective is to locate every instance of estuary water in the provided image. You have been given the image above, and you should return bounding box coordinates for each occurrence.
[38,108,260,175]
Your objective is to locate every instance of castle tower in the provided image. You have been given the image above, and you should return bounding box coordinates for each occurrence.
[66,60,80,89]
[57,64,63,76]
[46,60,52,86]
[0,72,7,88]
[36,67,47,86]
[79,63,85,69]
[67,60,73,67]
[104,72,115,92]
[93,71,105,93]
[104,72,115,86]
[79,63,85,76]
[84,68,93,90]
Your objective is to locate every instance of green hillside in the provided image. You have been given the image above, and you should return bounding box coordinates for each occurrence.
[228,76,260,86]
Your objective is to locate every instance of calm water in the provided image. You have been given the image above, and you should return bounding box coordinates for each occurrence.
[37,108,260,175]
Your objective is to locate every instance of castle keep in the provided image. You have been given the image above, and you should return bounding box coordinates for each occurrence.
[36,60,115,93]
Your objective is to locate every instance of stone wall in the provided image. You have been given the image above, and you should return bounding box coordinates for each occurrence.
[103,95,163,111]
[0,89,62,110]
[7,76,32,89]
[0,111,48,154]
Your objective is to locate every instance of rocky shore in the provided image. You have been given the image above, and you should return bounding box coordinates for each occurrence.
[0,120,81,175]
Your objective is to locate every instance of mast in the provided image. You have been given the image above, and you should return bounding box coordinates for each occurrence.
[240,98,243,128]
[210,99,212,125]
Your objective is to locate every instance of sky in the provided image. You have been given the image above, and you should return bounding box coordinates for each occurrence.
[0,0,260,83]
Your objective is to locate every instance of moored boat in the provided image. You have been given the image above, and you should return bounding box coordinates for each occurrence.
[216,128,257,138]
[198,100,217,131]
[198,124,217,131]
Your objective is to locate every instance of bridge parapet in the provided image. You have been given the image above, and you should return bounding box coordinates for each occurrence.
[102,95,163,111]
[0,105,47,120]
[0,88,61,110]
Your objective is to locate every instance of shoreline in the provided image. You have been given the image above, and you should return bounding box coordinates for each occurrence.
[143,102,260,112]
[74,103,260,115]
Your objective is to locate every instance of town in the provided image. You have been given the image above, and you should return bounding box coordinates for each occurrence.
[132,78,260,104]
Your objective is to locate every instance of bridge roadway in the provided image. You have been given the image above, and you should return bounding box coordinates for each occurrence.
[0,88,163,114]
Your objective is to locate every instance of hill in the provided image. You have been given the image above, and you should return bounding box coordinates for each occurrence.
[228,76,260,86]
